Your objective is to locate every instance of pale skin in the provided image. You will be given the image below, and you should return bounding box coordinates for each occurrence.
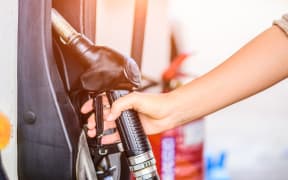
[81,25,288,144]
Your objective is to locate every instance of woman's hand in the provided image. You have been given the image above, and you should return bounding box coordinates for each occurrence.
[81,92,177,143]
[81,95,120,144]
[106,92,178,134]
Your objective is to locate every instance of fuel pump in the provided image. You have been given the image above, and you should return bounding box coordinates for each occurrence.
[52,9,159,180]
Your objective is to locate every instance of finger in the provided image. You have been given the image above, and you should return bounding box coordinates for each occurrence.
[87,129,96,138]
[81,98,93,114]
[87,114,96,130]
[107,92,138,121]
[87,113,117,130]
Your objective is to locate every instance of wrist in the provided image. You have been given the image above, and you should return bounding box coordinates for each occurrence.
[162,90,188,128]
[166,87,200,127]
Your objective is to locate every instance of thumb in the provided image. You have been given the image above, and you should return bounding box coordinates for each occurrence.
[106,92,138,121]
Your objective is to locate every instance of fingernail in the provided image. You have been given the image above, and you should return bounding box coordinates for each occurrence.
[106,114,114,121]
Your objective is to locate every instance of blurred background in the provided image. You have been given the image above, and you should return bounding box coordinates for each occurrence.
[97,0,288,178]
[169,0,288,179]
[0,0,288,179]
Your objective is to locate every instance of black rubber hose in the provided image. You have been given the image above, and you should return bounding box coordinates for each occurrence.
[106,90,151,157]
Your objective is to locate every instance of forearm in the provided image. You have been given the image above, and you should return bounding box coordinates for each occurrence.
[169,25,288,126]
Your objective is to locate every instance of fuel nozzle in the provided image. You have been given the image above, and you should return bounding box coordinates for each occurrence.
[51,8,80,44]
[52,8,141,92]
[51,8,100,68]
[51,8,159,180]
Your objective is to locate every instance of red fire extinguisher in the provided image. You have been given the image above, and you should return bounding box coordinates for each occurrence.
[149,54,205,180]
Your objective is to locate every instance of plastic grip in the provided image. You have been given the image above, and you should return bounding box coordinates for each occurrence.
[106,90,151,157]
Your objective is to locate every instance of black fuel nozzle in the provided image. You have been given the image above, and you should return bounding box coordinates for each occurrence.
[52,8,159,180]
[52,8,141,92]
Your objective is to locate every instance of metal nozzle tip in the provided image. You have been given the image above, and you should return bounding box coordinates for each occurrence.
[51,8,80,44]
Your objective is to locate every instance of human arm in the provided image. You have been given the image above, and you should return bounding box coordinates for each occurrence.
[81,15,288,138]
[103,24,288,135]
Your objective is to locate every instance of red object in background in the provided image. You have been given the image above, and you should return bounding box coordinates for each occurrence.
[149,53,204,180]
[162,54,189,82]
[149,119,204,180]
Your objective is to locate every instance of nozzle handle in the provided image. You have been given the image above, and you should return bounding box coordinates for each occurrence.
[106,90,159,180]
[106,90,151,157]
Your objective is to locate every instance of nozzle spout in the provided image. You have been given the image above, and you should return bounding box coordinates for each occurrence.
[51,8,80,44]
